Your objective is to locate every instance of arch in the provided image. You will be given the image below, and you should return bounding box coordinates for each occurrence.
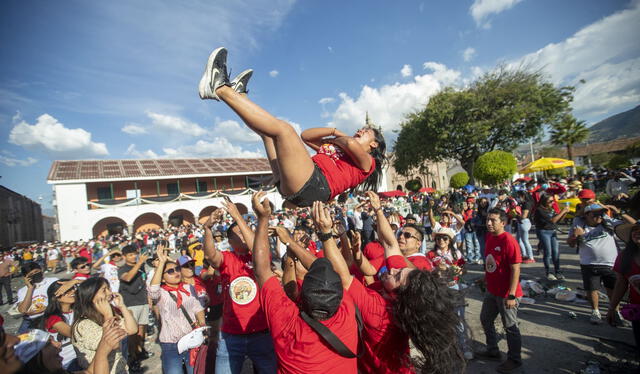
[92,216,127,238]
[235,203,248,215]
[168,209,195,227]
[198,206,220,224]
[133,212,163,233]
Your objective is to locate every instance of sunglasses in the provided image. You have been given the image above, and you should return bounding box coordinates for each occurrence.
[78,264,89,269]
[400,232,420,240]
[164,267,179,275]
[435,236,451,241]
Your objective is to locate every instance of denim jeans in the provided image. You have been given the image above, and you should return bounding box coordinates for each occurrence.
[536,229,560,274]
[464,232,480,262]
[160,342,193,374]
[215,330,277,374]
[477,231,487,259]
[516,219,534,259]
[454,304,471,353]
[480,293,521,363]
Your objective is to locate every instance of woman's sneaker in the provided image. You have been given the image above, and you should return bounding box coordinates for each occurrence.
[547,273,557,281]
[230,69,253,94]
[199,47,230,100]
[555,272,565,280]
[590,309,603,324]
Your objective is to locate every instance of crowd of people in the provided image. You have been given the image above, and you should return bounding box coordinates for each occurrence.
[0,164,639,374]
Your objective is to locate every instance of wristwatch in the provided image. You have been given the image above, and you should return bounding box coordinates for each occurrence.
[507,294,516,300]
[317,231,333,242]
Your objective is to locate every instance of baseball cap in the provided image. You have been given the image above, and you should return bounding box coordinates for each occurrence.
[301,258,343,320]
[583,204,606,214]
[178,255,194,266]
[577,189,596,199]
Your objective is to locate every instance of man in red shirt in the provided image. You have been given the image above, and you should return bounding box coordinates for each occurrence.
[203,198,277,374]
[478,208,523,373]
[251,192,358,374]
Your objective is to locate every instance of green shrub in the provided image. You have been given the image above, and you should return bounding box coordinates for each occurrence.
[450,172,469,189]
[473,151,517,186]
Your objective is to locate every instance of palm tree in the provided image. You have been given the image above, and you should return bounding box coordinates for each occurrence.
[549,113,590,174]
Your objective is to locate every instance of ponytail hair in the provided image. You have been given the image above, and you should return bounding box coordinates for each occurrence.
[359,127,386,192]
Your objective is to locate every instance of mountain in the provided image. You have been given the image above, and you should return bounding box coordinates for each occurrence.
[588,105,640,141]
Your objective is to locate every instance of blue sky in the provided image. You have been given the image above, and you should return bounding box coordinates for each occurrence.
[1,0,639,212]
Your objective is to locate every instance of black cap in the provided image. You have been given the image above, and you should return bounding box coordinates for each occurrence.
[300,258,343,320]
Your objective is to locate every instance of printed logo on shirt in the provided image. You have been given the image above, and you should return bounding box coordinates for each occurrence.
[229,276,257,305]
[485,254,497,273]
[31,295,47,313]
[494,246,501,252]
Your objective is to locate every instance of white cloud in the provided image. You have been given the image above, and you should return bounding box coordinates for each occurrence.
[462,47,476,62]
[125,144,158,159]
[327,62,462,135]
[318,97,335,105]
[0,155,37,167]
[213,120,261,142]
[269,70,279,78]
[510,2,640,119]
[400,64,413,77]
[146,111,207,136]
[162,138,263,158]
[9,114,108,157]
[121,123,148,135]
[470,0,523,28]
[328,46,334,53]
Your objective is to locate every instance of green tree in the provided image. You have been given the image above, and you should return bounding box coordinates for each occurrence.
[394,66,573,183]
[549,113,590,174]
[404,179,422,192]
[473,150,517,186]
[450,172,469,189]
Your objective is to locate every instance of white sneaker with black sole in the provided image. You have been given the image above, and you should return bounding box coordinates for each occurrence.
[230,69,253,94]
[198,47,230,100]
[590,309,603,324]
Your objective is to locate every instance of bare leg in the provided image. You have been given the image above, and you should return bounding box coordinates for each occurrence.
[217,86,314,196]
[261,135,280,185]
[589,290,599,310]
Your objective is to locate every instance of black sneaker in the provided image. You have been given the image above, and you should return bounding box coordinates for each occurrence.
[475,349,502,361]
[198,47,230,100]
[128,360,143,373]
[139,350,154,361]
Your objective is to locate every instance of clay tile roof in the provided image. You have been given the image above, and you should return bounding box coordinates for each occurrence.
[47,158,271,182]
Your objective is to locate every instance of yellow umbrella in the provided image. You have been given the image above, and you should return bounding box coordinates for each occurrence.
[520,157,574,174]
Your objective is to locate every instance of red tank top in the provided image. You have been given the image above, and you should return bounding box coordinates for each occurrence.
[312,144,375,199]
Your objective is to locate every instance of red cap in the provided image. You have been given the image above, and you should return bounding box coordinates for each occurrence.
[578,189,596,199]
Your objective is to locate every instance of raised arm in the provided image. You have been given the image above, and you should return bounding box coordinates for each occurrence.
[329,136,373,172]
[203,208,225,268]
[349,231,377,276]
[366,191,413,267]
[313,201,353,289]
[92,249,117,270]
[223,197,255,250]
[119,254,148,283]
[273,226,316,270]
[301,127,347,151]
[281,253,299,301]
[251,192,274,287]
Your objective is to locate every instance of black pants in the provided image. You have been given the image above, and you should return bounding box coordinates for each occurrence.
[0,276,12,304]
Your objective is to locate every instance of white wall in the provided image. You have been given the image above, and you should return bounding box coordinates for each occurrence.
[55,183,285,241]
[55,184,90,241]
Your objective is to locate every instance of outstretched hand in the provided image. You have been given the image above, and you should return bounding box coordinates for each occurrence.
[365,191,381,210]
[99,317,128,352]
[251,191,272,218]
[222,197,242,220]
[205,208,225,229]
[312,201,333,233]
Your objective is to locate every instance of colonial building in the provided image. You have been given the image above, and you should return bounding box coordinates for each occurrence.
[47,158,284,241]
[382,154,451,192]
[0,185,44,248]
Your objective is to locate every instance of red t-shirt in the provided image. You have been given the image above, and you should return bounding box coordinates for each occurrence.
[347,279,412,374]
[72,273,90,281]
[407,253,433,271]
[78,247,92,263]
[203,273,223,306]
[613,253,640,305]
[312,152,375,200]
[363,241,384,260]
[484,232,523,298]
[219,251,268,334]
[260,276,358,374]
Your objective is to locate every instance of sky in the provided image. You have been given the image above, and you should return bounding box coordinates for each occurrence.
[1,0,639,213]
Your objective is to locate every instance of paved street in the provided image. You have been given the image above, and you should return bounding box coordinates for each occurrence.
[1,226,637,373]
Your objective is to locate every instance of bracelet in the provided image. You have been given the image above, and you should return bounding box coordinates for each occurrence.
[317,231,333,241]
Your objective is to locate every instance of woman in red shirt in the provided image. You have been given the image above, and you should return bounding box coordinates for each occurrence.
[317,193,464,373]
[199,47,386,208]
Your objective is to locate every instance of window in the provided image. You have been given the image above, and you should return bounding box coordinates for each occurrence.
[197,181,207,193]
[167,183,179,195]
[97,187,112,200]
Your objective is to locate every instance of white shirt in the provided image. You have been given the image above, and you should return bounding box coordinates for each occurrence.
[99,263,120,292]
[15,277,58,318]
[47,249,59,260]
